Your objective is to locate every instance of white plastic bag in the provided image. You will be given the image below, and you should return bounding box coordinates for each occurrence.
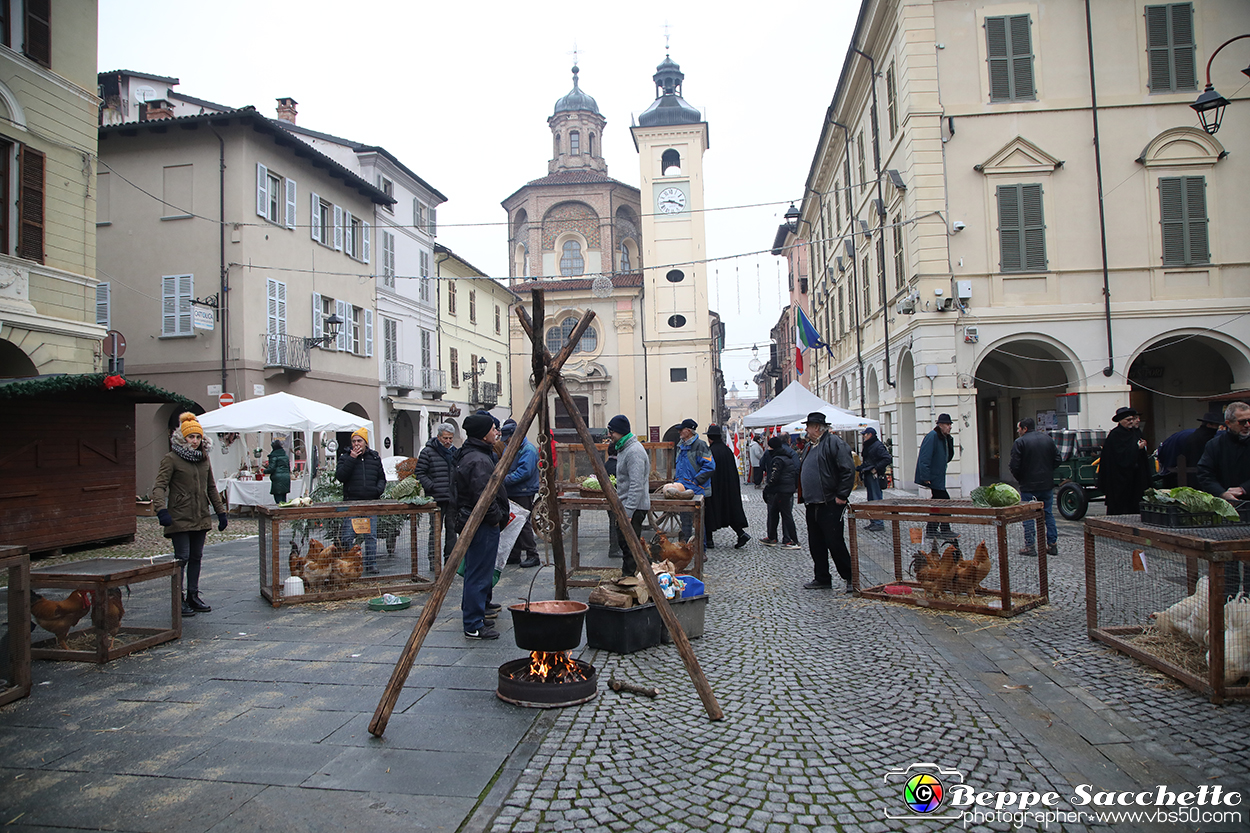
[496,500,531,572]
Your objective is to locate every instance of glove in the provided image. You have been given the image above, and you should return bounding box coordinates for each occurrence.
[157,509,173,527]
[217,512,228,531]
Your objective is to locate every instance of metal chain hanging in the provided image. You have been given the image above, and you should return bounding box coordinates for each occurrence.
[532,435,555,542]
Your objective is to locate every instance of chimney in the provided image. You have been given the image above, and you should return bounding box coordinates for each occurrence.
[143,99,174,120]
[276,97,298,124]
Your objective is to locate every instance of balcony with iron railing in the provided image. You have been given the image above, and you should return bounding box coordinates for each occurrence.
[384,360,414,392]
[262,334,310,372]
[421,367,446,397]
[470,381,498,408]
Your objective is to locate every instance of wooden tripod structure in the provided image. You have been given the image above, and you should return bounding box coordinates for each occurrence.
[369,292,721,737]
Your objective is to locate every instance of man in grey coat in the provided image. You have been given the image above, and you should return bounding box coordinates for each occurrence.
[798,411,856,592]
[608,415,652,577]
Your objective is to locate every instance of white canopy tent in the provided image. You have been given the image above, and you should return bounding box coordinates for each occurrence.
[743,381,880,433]
[197,391,373,482]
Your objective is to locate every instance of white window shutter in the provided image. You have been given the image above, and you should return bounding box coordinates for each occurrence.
[336,299,349,352]
[310,193,321,241]
[95,282,110,327]
[312,292,323,345]
[362,221,370,263]
[343,210,354,257]
[414,198,422,230]
[364,309,373,357]
[162,276,175,335]
[256,163,268,217]
[178,274,193,335]
[285,178,297,229]
[429,207,437,237]
[333,205,343,251]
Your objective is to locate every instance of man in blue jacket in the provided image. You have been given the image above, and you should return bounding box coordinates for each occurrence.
[915,413,956,540]
[675,418,716,547]
[501,418,540,568]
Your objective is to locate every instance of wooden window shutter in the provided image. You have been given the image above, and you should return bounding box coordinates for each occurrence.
[162,275,177,336]
[997,184,1023,271]
[986,17,1012,101]
[24,0,50,67]
[1184,176,1208,264]
[312,292,323,343]
[361,220,370,263]
[364,309,373,357]
[1021,183,1046,271]
[95,282,110,327]
[1147,4,1196,92]
[256,164,268,218]
[429,207,437,237]
[1160,176,1208,266]
[309,192,321,240]
[1009,15,1035,100]
[1146,6,1172,90]
[332,205,343,251]
[285,178,297,229]
[336,299,349,352]
[886,63,898,138]
[1170,4,1196,91]
[18,145,44,263]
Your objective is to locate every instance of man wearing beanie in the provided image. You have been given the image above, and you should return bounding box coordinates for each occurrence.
[760,435,799,548]
[675,418,716,546]
[501,419,540,568]
[455,414,508,639]
[336,426,387,574]
[607,415,651,577]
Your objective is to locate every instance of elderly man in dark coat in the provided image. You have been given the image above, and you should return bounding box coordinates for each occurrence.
[1097,407,1152,516]
[1196,401,1250,596]
[705,425,750,549]
[415,422,459,570]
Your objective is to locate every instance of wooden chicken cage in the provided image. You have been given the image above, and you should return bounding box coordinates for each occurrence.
[0,546,32,706]
[554,441,675,491]
[849,499,1049,617]
[256,501,441,607]
[29,558,180,663]
[557,493,705,588]
[1084,515,1250,704]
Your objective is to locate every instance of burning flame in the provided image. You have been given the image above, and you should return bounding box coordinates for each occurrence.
[515,651,589,684]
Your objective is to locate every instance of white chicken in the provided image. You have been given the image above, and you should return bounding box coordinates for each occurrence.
[1153,576,1209,646]
[1209,593,1250,685]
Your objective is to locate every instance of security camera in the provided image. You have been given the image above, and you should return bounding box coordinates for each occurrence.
[952,221,966,233]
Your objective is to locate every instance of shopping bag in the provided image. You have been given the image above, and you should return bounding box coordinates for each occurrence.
[455,501,530,588]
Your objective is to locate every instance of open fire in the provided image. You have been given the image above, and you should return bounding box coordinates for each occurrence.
[496,653,598,709]
[510,650,591,684]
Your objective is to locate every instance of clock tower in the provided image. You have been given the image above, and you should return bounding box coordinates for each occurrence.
[631,54,714,437]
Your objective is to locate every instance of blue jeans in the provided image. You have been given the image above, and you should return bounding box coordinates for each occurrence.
[864,471,884,502]
[461,525,500,632]
[1020,488,1057,548]
[340,516,378,571]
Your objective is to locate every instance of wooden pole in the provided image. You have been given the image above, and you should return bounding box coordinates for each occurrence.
[531,290,569,600]
[369,310,597,737]
[552,376,723,721]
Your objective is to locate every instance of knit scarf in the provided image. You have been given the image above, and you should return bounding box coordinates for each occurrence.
[612,432,635,453]
[173,443,205,463]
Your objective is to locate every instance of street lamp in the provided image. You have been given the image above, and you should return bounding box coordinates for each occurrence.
[304,313,344,348]
[1191,34,1250,135]
[463,355,488,400]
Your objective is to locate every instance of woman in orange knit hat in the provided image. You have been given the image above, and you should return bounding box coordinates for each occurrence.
[151,412,227,618]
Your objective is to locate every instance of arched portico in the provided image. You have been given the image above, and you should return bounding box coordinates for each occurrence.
[1126,331,1250,447]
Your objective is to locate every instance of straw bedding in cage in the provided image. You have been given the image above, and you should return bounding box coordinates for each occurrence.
[1125,625,1212,679]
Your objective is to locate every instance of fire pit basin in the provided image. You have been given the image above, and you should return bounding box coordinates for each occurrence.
[508,600,588,652]
[496,656,598,709]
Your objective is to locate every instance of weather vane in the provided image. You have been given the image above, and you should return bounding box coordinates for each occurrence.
[663,22,671,56]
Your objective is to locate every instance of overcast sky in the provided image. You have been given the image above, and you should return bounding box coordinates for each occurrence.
[99,1,857,397]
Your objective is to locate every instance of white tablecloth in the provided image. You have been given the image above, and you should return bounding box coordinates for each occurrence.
[216,477,306,507]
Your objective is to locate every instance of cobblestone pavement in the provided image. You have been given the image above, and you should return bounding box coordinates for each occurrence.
[487,488,1250,833]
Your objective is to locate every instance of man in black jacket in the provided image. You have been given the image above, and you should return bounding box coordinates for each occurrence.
[858,427,892,532]
[760,436,799,548]
[1009,418,1062,556]
[415,423,459,571]
[1196,401,1250,596]
[336,427,386,575]
[798,412,857,592]
[455,414,509,640]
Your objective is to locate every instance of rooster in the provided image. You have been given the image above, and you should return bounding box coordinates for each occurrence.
[31,589,92,649]
[289,538,306,581]
[301,540,334,590]
[916,543,960,598]
[650,531,696,575]
[331,544,364,584]
[952,541,992,598]
[102,587,127,648]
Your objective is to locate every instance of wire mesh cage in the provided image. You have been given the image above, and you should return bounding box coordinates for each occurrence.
[29,558,180,662]
[556,493,705,587]
[555,442,675,489]
[257,501,441,606]
[849,499,1049,617]
[1085,515,1250,703]
[0,547,32,705]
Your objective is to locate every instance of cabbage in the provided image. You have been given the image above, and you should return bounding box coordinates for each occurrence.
[1144,487,1239,522]
[582,476,601,490]
[971,483,1020,507]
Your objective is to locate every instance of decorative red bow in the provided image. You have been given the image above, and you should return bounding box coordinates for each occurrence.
[103,375,126,389]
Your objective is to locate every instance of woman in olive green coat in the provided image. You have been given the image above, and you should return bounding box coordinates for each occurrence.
[151,412,227,617]
[264,438,292,503]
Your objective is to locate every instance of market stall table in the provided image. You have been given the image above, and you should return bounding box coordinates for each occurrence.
[1084,514,1250,704]
[217,476,306,508]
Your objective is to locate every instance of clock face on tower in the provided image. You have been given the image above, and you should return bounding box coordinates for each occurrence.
[656,186,687,214]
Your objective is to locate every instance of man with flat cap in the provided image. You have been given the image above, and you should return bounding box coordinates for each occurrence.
[797,411,856,592]
[675,418,716,547]
[455,413,508,640]
[1098,406,1152,516]
[608,414,651,577]
[915,413,956,539]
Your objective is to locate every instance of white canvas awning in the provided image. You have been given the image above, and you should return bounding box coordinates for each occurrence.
[743,381,880,432]
[197,391,372,435]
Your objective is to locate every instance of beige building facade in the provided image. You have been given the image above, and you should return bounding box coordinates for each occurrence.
[0,2,104,378]
[787,0,1250,495]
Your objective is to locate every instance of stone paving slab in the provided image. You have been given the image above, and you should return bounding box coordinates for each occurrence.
[302,745,503,796]
[202,786,473,833]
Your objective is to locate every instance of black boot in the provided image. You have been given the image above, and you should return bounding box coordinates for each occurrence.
[181,598,197,618]
[186,591,211,613]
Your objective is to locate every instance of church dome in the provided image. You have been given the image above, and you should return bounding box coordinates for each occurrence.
[638,53,702,127]
[553,66,600,116]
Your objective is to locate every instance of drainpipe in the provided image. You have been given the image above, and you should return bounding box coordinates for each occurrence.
[852,46,895,389]
[435,252,448,412]
[1085,0,1115,378]
[831,120,866,417]
[211,127,228,393]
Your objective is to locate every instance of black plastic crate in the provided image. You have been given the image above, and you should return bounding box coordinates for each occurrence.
[586,602,662,654]
[1139,500,1250,529]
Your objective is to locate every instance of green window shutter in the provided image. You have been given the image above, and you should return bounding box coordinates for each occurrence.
[987,17,1011,101]
[1021,184,1046,271]
[1184,176,1207,264]
[1170,4,1196,91]
[1147,4,1196,92]
[997,184,1022,271]
[1009,15,1035,100]
[1161,176,1209,266]
[988,15,1034,101]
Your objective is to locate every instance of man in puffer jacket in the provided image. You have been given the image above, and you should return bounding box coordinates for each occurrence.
[675,418,716,547]
[501,418,540,568]
[456,414,509,640]
[761,436,799,548]
[415,422,459,569]
[336,427,386,575]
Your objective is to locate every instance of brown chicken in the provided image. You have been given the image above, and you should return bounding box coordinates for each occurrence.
[952,541,992,598]
[31,589,92,649]
[916,544,960,598]
[651,531,696,574]
[331,544,364,584]
[301,540,334,590]
[289,538,306,580]
[102,587,126,648]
